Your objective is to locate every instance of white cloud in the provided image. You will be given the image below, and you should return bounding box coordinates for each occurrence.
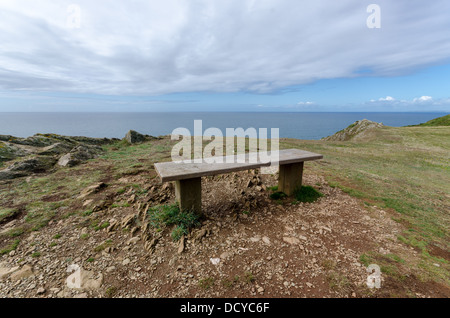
[297,101,314,105]
[413,96,433,102]
[1,0,450,95]
[379,96,395,101]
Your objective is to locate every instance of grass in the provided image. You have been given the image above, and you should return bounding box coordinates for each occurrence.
[244,271,255,284]
[0,208,19,223]
[105,286,118,298]
[198,277,215,289]
[269,185,323,203]
[293,186,323,203]
[407,114,450,127]
[94,240,113,252]
[147,204,201,241]
[0,239,20,255]
[280,124,450,286]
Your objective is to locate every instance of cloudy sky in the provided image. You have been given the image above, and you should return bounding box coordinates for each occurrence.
[0,0,449,112]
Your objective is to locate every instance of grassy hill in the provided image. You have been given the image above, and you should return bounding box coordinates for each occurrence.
[407,114,450,127]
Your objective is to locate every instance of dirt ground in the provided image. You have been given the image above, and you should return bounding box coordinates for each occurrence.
[1,166,448,298]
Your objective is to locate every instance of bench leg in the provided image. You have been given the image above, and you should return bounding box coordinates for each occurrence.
[278,162,304,196]
[174,177,202,215]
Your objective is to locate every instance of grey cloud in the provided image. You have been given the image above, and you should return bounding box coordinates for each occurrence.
[0,0,450,95]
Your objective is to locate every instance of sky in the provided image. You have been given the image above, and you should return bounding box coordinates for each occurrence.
[0,0,449,112]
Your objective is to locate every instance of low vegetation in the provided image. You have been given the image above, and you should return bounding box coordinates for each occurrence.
[281,117,449,285]
[147,204,201,241]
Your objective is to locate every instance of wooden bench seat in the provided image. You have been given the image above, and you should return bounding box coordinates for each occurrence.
[154,149,323,215]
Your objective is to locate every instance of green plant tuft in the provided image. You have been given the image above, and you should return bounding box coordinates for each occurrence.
[148,204,200,241]
[293,186,323,203]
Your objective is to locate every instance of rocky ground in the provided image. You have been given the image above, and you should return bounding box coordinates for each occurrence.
[0,126,448,298]
[1,170,447,298]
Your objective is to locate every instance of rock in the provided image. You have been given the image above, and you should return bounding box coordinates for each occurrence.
[283,237,300,245]
[58,145,103,167]
[79,270,103,290]
[38,143,73,156]
[106,266,116,273]
[106,219,119,233]
[144,237,159,252]
[73,292,88,298]
[78,182,106,199]
[246,180,254,188]
[0,141,29,165]
[220,252,231,259]
[10,265,34,281]
[122,258,131,266]
[177,235,185,254]
[127,237,140,245]
[124,130,146,144]
[0,156,57,180]
[194,228,207,242]
[0,263,20,280]
[36,287,46,295]
[262,236,271,245]
[121,214,135,229]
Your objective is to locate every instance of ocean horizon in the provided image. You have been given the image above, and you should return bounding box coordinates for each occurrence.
[0,112,447,140]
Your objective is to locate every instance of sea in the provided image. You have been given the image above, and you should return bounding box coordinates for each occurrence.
[0,112,447,140]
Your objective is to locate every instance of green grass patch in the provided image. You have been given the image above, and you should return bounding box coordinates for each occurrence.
[293,186,323,203]
[408,114,450,127]
[198,277,215,289]
[269,191,286,200]
[148,204,201,241]
[0,208,19,223]
[94,240,113,252]
[0,239,20,255]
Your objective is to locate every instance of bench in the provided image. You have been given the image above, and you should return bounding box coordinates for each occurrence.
[154,149,323,215]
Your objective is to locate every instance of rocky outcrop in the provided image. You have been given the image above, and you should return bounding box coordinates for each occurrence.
[124,130,155,144]
[0,156,57,180]
[0,133,115,180]
[322,119,384,141]
[57,145,103,167]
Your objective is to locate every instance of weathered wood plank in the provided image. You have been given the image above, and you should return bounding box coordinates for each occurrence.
[278,162,304,196]
[154,149,323,182]
[175,177,202,214]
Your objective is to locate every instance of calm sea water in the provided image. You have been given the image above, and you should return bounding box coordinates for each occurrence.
[0,112,446,140]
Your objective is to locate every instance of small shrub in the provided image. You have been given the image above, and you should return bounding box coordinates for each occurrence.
[148,204,200,241]
[269,191,286,200]
[105,286,118,298]
[31,252,41,258]
[244,271,255,284]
